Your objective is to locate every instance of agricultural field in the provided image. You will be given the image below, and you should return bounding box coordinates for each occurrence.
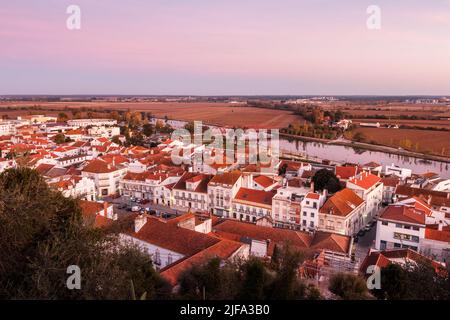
[345,127,450,157]
[0,102,299,129]
[352,119,450,130]
[0,102,298,129]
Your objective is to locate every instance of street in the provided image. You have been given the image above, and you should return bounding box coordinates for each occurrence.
[103,196,185,219]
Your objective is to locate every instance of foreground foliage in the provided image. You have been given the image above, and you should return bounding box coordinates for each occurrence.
[0,167,171,299]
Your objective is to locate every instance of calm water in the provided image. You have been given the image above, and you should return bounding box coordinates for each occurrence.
[153,117,450,178]
[279,138,450,178]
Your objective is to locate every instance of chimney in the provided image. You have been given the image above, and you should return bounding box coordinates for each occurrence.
[438,223,443,231]
[103,201,108,217]
[134,213,147,233]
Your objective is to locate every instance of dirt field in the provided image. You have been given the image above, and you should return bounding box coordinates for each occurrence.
[0,102,298,129]
[352,119,450,129]
[346,127,450,157]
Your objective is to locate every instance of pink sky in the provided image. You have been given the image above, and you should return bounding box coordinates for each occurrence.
[1,0,450,95]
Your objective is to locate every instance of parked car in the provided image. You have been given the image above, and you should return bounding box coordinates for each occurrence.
[139,199,150,204]
[353,236,359,243]
[131,205,141,212]
[357,229,366,237]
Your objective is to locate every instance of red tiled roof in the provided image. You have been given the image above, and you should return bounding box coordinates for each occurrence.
[82,159,119,174]
[130,217,220,256]
[160,239,243,286]
[173,172,213,193]
[213,220,311,249]
[305,192,320,200]
[379,205,426,225]
[234,187,274,207]
[348,172,381,190]
[310,231,351,254]
[253,175,277,188]
[209,171,242,186]
[360,248,447,276]
[335,166,358,180]
[381,176,400,188]
[394,186,450,208]
[319,188,364,217]
[425,227,450,243]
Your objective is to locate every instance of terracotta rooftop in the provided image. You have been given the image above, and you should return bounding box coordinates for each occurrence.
[234,187,275,207]
[348,171,382,190]
[379,205,426,225]
[253,175,277,188]
[160,239,243,286]
[320,188,364,217]
[335,166,358,180]
[129,217,220,256]
[209,171,242,186]
[359,248,446,276]
[173,172,213,193]
[82,159,120,174]
[425,227,450,243]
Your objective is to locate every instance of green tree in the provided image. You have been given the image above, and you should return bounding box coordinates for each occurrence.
[312,169,342,193]
[142,123,154,137]
[58,112,68,122]
[329,273,369,300]
[53,133,66,144]
[0,167,171,300]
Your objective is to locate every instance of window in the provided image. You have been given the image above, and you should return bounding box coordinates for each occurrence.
[382,221,388,226]
[311,212,315,218]
[310,221,314,228]
[313,203,317,209]
[380,240,387,250]
[303,211,307,216]
[394,243,401,248]
[302,220,306,226]
[412,226,419,231]
[395,223,402,228]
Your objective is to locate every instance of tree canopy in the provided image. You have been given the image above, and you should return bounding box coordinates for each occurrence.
[0,167,170,299]
[312,169,342,193]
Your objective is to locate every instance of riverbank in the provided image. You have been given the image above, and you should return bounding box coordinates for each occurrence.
[280,133,450,164]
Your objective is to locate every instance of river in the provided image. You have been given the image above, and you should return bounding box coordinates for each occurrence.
[151,117,450,178]
[279,138,450,178]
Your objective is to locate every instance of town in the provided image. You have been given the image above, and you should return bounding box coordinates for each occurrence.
[0,112,448,298]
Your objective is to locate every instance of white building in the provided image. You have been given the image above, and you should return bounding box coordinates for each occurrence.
[67,119,118,128]
[346,172,383,223]
[385,164,412,180]
[0,121,17,136]
[319,188,366,236]
[232,187,274,223]
[81,159,127,197]
[172,172,213,212]
[375,205,425,251]
[207,171,243,217]
[87,126,121,138]
[51,175,97,201]
[300,191,327,232]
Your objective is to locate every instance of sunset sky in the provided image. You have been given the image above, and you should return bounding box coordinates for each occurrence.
[1,0,450,95]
